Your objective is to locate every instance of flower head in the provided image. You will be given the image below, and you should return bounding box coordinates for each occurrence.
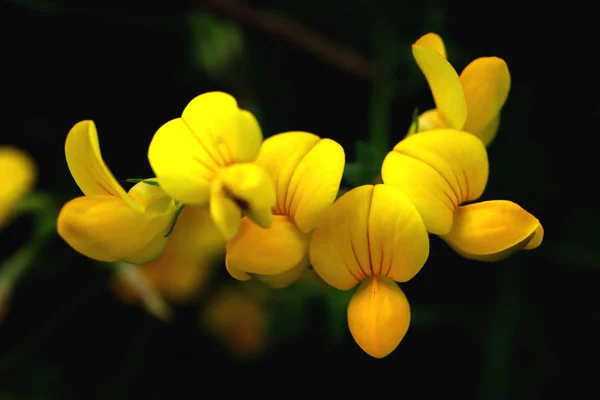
[382,129,543,261]
[309,184,430,358]
[0,147,36,229]
[148,92,276,240]
[225,131,345,288]
[57,120,178,264]
[409,32,511,146]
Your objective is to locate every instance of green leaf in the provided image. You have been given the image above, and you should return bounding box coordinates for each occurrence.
[187,11,245,79]
[164,205,185,238]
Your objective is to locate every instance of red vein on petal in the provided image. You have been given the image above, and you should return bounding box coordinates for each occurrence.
[182,119,222,167]
[462,169,471,200]
[350,238,368,279]
[345,262,362,282]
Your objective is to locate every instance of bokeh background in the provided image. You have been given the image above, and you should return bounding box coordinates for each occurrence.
[2,0,599,398]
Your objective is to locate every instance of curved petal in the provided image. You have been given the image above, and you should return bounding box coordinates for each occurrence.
[65,120,140,210]
[0,147,36,227]
[475,115,501,147]
[256,132,320,215]
[414,32,447,58]
[181,92,263,163]
[210,179,242,240]
[257,257,309,289]
[308,184,429,290]
[441,200,543,261]
[217,163,276,231]
[134,206,226,302]
[460,57,511,145]
[226,260,252,281]
[383,129,489,235]
[148,92,262,204]
[412,44,467,129]
[258,132,345,232]
[347,276,411,359]
[226,215,309,275]
[407,108,446,136]
[57,193,173,264]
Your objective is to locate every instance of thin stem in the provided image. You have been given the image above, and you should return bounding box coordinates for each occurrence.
[201,0,380,80]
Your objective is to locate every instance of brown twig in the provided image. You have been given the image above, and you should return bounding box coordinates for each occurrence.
[201,0,380,80]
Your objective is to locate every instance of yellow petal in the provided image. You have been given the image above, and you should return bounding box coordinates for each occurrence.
[412,43,467,129]
[133,206,226,302]
[414,32,447,58]
[257,132,320,214]
[309,184,429,290]
[407,108,446,136]
[441,200,543,261]
[226,260,252,281]
[203,286,267,358]
[65,121,139,210]
[215,163,276,237]
[57,183,175,263]
[257,257,310,289]
[226,215,309,275]
[475,115,501,147]
[148,92,262,204]
[257,132,345,232]
[347,276,411,359]
[181,92,263,163]
[210,179,242,240]
[382,129,489,235]
[460,57,511,145]
[0,147,36,227]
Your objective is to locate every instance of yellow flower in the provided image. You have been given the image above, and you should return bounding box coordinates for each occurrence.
[57,120,178,264]
[0,147,36,229]
[148,91,276,240]
[224,132,345,288]
[202,282,269,359]
[382,129,543,261]
[309,184,430,358]
[408,32,511,146]
[113,205,226,306]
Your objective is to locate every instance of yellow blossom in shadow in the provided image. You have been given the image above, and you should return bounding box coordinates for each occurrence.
[57,120,178,264]
[148,92,276,240]
[224,132,345,288]
[309,184,430,358]
[382,129,543,261]
[201,282,269,359]
[408,32,511,146]
[0,147,36,229]
[113,205,226,314]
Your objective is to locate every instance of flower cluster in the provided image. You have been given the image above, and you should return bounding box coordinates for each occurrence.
[56,32,543,359]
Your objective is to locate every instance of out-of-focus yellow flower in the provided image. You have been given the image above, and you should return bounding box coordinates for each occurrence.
[57,120,179,264]
[202,282,269,359]
[0,146,36,229]
[113,205,226,309]
[408,32,511,146]
[382,129,543,261]
[225,132,345,288]
[148,92,276,240]
[309,184,430,358]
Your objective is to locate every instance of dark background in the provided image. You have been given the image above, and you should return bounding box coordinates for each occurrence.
[1,0,598,398]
